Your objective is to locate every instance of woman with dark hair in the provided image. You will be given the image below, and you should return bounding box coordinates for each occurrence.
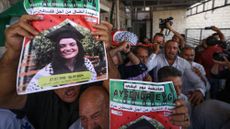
[26,24,97,93]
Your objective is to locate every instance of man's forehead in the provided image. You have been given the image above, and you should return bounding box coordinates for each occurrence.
[80,108,102,117]
[183,48,195,54]
[166,41,178,46]
[137,48,148,53]
[155,36,163,40]
[163,76,182,84]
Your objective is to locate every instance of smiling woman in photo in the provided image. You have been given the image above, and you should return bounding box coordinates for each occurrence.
[26,23,97,93]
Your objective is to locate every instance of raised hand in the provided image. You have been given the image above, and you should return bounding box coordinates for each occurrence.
[92,21,113,50]
[4,15,43,60]
[170,99,190,129]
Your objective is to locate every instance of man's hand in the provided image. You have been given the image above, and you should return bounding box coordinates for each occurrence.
[92,21,112,50]
[5,15,42,60]
[192,67,202,77]
[120,42,131,54]
[159,27,164,34]
[210,26,225,41]
[143,74,152,82]
[189,90,204,105]
[211,26,220,32]
[151,43,160,54]
[94,22,120,91]
[166,22,173,30]
[171,99,190,129]
[213,57,230,70]
[0,15,43,109]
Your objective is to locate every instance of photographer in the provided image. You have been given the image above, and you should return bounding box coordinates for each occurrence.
[211,57,230,103]
[206,26,225,42]
[198,36,224,98]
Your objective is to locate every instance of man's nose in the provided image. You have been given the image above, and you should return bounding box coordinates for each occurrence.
[87,119,96,129]
[175,87,181,95]
[144,58,148,64]
[189,57,193,60]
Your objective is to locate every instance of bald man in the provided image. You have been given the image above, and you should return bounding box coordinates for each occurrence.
[79,86,109,129]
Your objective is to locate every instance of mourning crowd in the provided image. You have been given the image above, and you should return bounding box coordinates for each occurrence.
[0,5,230,129]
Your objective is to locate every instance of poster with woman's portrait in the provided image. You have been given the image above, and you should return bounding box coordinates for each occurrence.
[17,0,107,94]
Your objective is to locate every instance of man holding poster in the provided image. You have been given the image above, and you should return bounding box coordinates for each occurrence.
[15,0,107,94]
[110,79,190,129]
[0,14,112,129]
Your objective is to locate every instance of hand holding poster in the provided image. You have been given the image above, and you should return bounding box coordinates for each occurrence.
[17,0,107,94]
[110,79,181,129]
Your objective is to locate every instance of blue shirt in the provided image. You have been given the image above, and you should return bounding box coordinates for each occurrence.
[0,108,34,129]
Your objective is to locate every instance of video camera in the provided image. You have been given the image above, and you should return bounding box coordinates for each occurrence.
[213,50,230,62]
[159,17,173,29]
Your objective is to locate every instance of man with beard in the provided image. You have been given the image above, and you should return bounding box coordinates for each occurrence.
[146,40,206,105]
[166,22,185,50]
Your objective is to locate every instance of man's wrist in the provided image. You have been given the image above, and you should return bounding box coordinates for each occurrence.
[125,51,131,55]
[227,63,230,70]
[1,50,20,66]
[196,89,205,97]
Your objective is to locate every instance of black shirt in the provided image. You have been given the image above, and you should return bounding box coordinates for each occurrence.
[212,69,230,103]
[25,91,79,129]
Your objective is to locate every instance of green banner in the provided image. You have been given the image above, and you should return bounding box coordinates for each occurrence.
[24,0,99,11]
[110,79,177,107]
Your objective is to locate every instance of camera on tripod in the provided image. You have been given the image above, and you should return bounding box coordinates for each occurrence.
[159,17,174,29]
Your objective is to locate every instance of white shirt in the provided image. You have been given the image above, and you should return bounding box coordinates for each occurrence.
[146,53,206,96]
[192,61,210,91]
[192,62,206,76]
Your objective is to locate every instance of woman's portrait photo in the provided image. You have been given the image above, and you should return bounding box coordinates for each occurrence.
[17,19,107,94]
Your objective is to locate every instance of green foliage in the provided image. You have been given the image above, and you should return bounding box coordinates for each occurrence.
[32,34,55,69]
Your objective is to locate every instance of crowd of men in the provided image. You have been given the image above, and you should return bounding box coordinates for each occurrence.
[109,22,230,129]
[0,1,230,129]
